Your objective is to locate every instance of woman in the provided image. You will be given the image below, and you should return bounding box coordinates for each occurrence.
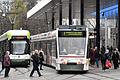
[3,51,11,77]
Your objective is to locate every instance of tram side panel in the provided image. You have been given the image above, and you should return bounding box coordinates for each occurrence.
[31,40,57,68]
[42,40,57,68]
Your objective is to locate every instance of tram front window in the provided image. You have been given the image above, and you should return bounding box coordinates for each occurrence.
[59,37,86,55]
[11,41,28,55]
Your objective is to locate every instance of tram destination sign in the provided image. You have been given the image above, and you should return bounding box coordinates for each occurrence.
[58,31,86,37]
[12,36,27,40]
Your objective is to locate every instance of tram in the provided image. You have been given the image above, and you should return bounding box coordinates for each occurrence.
[31,25,89,71]
[0,30,31,67]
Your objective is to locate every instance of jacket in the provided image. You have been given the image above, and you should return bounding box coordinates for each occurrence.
[3,55,10,67]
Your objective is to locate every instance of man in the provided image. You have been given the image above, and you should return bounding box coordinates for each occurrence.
[94,47,100,68]
[30,49,42,77]
[112,48,119,69]
[39,48,44,70]
[3,51,10,77]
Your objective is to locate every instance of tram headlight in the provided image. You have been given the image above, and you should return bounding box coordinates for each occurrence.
[25,56,29,59]
[60,59,67,64]
[62,60,67,64]
[76,61,81,64]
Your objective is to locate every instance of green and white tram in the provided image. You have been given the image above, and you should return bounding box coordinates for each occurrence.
[0,30,31,67]
[31,25,89,71]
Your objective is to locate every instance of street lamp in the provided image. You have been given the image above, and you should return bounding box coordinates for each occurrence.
[1,1,18,30]
[8,13,17,30]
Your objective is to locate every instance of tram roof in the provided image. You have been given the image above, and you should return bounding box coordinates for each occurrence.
[0,30,30,41]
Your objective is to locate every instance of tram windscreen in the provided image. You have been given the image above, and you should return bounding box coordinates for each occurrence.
[11,41,28,54]
[58,31,86,55]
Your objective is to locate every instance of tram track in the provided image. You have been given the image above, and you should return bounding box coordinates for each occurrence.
[55,73,100,80]
[87,71,119,80]
[14,67,30,75]
[61,72,119,80]
[62,74,76,80]
[54,70,120,80]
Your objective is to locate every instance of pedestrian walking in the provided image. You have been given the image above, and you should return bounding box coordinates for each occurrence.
[39,48,44,70]
[30,49,42,77]
[3,51,11,77]
[112,48,120,69]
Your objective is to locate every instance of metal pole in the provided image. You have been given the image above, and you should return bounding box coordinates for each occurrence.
[69,0,72,25]
[96,0,100,51]
[52,12,54,30]
[52,1,55,30]
[59,0,62,25]
[81,0,84,25]
[11,23,14,30]
[118,0,120,51]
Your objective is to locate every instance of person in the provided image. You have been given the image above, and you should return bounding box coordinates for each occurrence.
[89,48,95,65]
[94,47,100,68]
[3,51,11,77]
[30,49,42,77]
[112,48,119,69]
[100,46,106,70]
[103,48,111,69]
[39,48,44,70]
[0,52,5,73]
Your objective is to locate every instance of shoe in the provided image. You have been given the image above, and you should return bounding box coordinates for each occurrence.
[40,68,43,70]
[39,75,42,77]
[30,75,33,77]
[4,76,9,77]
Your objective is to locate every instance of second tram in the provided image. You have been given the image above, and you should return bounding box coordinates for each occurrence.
[31,25,89,71]
[0,30,31,67]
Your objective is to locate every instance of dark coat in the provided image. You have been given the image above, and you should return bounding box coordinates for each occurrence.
[112,52,119,61]
[39,52,44,61]
[94,49,100,59]
[31,53,39,67]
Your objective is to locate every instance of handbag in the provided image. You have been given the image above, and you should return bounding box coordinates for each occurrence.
[106,59,112,68]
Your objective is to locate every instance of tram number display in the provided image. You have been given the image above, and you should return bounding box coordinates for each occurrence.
[58,31,86,37]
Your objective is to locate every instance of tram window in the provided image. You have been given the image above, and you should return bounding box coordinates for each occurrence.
[59,37,86,55]
[11,41,27,54]
[60,48,67,55]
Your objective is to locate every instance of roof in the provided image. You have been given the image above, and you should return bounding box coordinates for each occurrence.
[27,0,52,19]
[0,30,30,41]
